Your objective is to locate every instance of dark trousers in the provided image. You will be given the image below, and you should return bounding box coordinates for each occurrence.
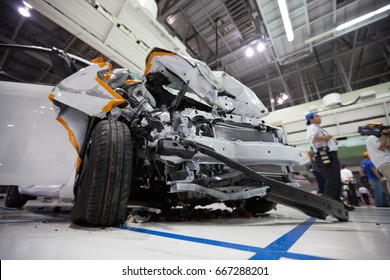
[347,183,359,206]
[315,151,341,200]
[362,193,370,205]
[312,170,326,194]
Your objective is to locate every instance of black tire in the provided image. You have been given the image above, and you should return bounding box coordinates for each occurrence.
[71,120,133,227]
[5,186,29,208]
[244,197,276,216]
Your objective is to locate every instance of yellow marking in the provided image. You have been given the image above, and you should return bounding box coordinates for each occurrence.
[124,79,142,84]
[92,57,112,80]
[91,57,103,63]
[368,122,383,127]
[305,149,311,161]
[56,117,80,154]
[143,51,175,77]
[48,93,55,101]
[104,72,112,80]
[95,77,126,112]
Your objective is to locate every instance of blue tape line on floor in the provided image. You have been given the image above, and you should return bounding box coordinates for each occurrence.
[249,217,316,260]
[118,217,333,260]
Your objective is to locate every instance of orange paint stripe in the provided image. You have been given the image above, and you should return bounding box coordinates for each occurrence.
[56,117,80,154]
[143,51,175,77]
[95,77,126,113]
[56,118,83,173]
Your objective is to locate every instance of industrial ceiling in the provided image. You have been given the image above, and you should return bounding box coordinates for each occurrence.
[1,0,390,112]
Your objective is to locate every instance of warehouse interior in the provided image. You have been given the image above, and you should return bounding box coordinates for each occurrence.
[0,0,390,262]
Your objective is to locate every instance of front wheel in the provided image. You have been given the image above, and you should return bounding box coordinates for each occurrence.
[71,120,133,227]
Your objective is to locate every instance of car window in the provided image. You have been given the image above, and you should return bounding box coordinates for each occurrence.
[0,45,118,85]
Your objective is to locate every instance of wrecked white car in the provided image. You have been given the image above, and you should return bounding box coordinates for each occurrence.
[0,45,349,226]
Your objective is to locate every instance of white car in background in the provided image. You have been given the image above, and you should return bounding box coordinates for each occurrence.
[0,44,349,227]
[0,45,90,206]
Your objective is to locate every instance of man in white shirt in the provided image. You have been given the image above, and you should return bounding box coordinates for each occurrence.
[306,112,355,211]
[340,165,354,184]
[365,128,390,193]
[340,164,358,206]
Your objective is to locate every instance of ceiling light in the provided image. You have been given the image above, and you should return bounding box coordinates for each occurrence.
[245,47,254,57]
[277,0,294,42]
[257,42,265,52]
[18,6,30,17]
[167,15,175,25]
[276,92,289,105]
[18,1,33,17]
[305,4,390,44]
[276,97,284,105]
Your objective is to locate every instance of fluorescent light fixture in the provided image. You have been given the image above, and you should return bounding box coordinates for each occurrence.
[306,4,390,44]
[336,4,390,31]
[23,1,33,9]
[277,0,294,42]
[245,47,254,57]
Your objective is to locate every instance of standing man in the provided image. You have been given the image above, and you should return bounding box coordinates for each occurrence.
[365,128,390,194]
[306,112,355,211]
[359,152,389,207]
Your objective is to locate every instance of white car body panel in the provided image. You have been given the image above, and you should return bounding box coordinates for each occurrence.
[52,63,124,118]
[146,53,269,118]
[0,81,77,186]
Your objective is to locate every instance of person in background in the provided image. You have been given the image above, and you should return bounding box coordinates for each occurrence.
[359,152,389,207]
[355,184,363,205]
[306,112,354,211]
[340,164,359,206]
[309,147,326,194]
[341,184,350,205]
[365,128,390,194]
[358,185,371,205]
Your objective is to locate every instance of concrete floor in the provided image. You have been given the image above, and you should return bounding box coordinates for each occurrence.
[0,196,389,260]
